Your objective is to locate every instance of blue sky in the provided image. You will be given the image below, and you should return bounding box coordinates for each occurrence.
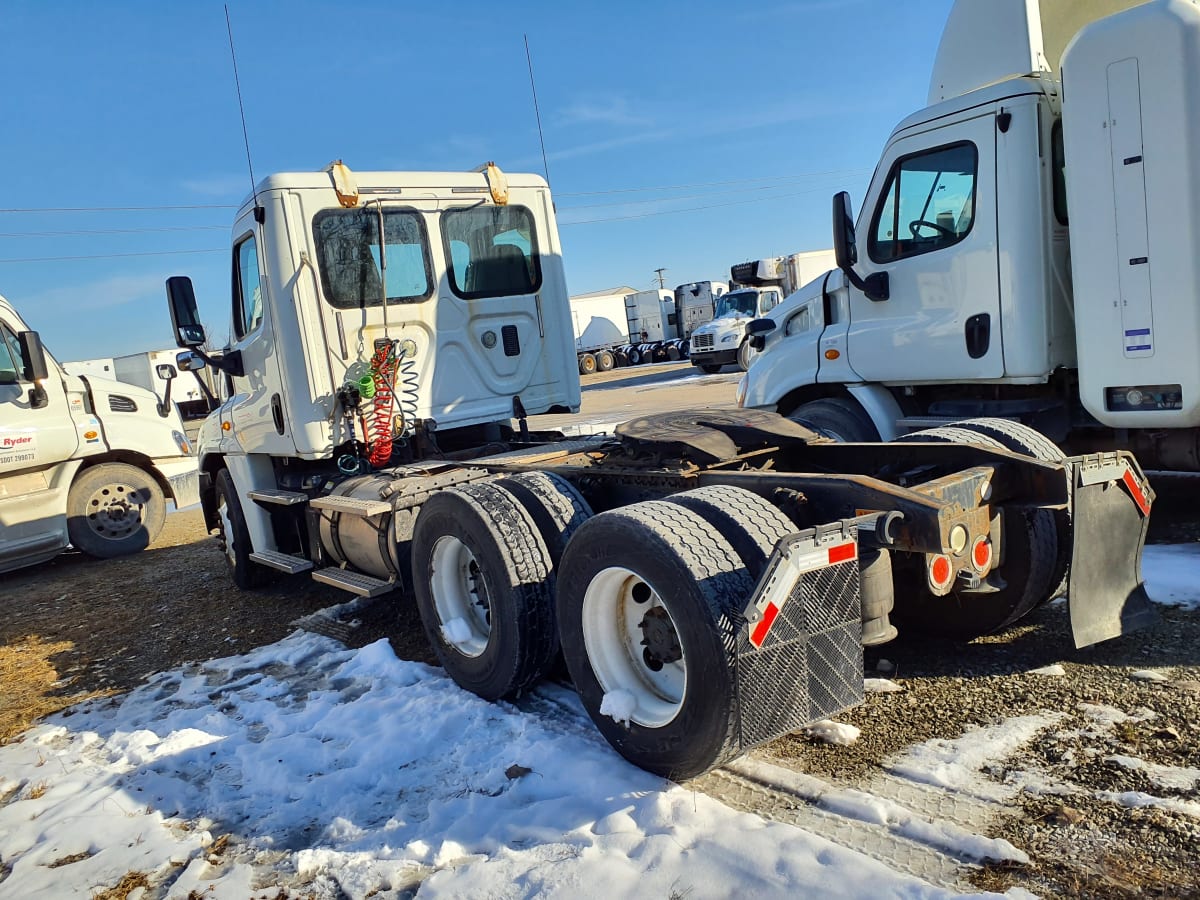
[0,0,952,362]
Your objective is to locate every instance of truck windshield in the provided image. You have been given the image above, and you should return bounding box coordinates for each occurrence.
[714,291,759,318]
[312,208,433,308]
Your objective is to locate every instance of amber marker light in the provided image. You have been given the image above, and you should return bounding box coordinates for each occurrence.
[824,349,840,360]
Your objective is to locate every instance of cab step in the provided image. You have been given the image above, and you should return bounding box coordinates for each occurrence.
[250,550,314,575]
[247,489,310,506]
[309,496,392,518]
[312,567,397,597]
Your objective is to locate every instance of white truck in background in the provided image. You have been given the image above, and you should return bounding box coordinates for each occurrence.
[690,251,836,373]
[67,349,214,420]
[0,296,198,574]
[162,160,1155,780]
[740,0,1200,470]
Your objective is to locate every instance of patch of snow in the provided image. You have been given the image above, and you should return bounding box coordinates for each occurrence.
[864,678,903,693]
[1096,790,1200,820]
[1129,669,1168,683]
[440,617,473,646]
[1143,544,1200,610]
[1105,755,1200,791]
[599,689,637,726]
[1027,664,1066,677]
[3,632,1002,898]
[730,759,1029,864]
[803,719,861,746]
[887,714,1065,802]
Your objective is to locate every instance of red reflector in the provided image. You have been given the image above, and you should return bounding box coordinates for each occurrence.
[828,542,856,564]
[930,555,952,586]
[972,537,992,571]
[749,602,780,649]
[1122,469,1151,516]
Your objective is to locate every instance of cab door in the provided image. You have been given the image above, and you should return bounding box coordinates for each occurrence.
[225,221,294,454]
[0,322,78,564]
[0,323,77,473]
[846,112,1003,380]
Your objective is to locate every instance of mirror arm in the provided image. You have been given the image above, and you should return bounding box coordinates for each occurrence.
[841,266,890,302]
[188,346,244,378]
[157,378,173,418]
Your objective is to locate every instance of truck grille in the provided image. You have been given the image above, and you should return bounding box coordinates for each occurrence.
[692,333,714,351]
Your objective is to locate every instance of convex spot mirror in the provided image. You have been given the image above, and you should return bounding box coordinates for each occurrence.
[176,351,206,372]
[166,276,207,348]
[155,364,177,381]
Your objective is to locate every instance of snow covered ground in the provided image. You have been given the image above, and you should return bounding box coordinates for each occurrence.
[0,545,1195,899]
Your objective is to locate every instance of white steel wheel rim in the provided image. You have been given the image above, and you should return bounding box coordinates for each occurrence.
[430,535,491,657]
[83,481,146,541]
[581,566,686,728]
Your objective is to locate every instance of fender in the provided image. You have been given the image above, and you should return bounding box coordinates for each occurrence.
[221,453,281,555]
[846,384,904,441]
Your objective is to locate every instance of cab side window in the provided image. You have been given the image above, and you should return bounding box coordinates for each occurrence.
[0,326,21,384]
[233,234,264,340]
[760,290,780,312]
[869,142,977,263]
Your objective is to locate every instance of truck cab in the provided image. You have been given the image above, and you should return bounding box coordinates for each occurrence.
[688,285,783,373]
[0,296,199,573]
[739,0,1200,468]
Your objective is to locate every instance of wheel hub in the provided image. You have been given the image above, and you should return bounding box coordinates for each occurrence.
[85,484,144,540]
[639,607,683,671]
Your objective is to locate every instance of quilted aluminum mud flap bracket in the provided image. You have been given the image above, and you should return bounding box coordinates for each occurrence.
[734,521,865,751]
[1067,453,1157,649]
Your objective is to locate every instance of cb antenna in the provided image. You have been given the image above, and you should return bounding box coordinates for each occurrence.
[225,5,262,222]
[524,34,552,187]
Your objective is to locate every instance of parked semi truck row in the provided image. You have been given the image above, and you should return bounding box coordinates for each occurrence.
[0,297,199,574]
[740,0,1200,472]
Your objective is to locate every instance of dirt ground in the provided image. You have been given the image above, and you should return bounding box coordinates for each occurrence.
[0,510,428,746]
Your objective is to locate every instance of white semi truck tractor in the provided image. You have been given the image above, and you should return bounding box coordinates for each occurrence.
[0,296,198,574]
[691,251,836,373]
[739,0,1200,470]
[165,160,1155,779]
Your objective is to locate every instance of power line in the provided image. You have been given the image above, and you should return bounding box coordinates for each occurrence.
[559,178,852,212]
[554,169,868,198]
[0,225,228,238]
[559,184,844,226]
[0,248,226,263]
[0,204,237,214]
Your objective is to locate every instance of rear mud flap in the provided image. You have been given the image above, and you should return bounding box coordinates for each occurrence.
[1067,455,1157,648]
[737,522,864,749]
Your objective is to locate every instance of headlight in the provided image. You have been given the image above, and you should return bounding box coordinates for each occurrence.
[721,333,737,344]
[735,376,748,408]
[172,430,193,455]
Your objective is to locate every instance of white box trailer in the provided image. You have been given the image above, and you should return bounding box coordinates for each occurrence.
[63,357,116,380]
[568,287,635,374]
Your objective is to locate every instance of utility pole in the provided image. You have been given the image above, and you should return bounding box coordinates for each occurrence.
[654,268,668,290]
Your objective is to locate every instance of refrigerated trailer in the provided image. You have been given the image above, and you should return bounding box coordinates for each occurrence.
[164,161,1154,779]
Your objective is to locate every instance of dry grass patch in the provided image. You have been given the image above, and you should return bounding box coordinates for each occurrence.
[92,870,151,900]
[0,636,111,744]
